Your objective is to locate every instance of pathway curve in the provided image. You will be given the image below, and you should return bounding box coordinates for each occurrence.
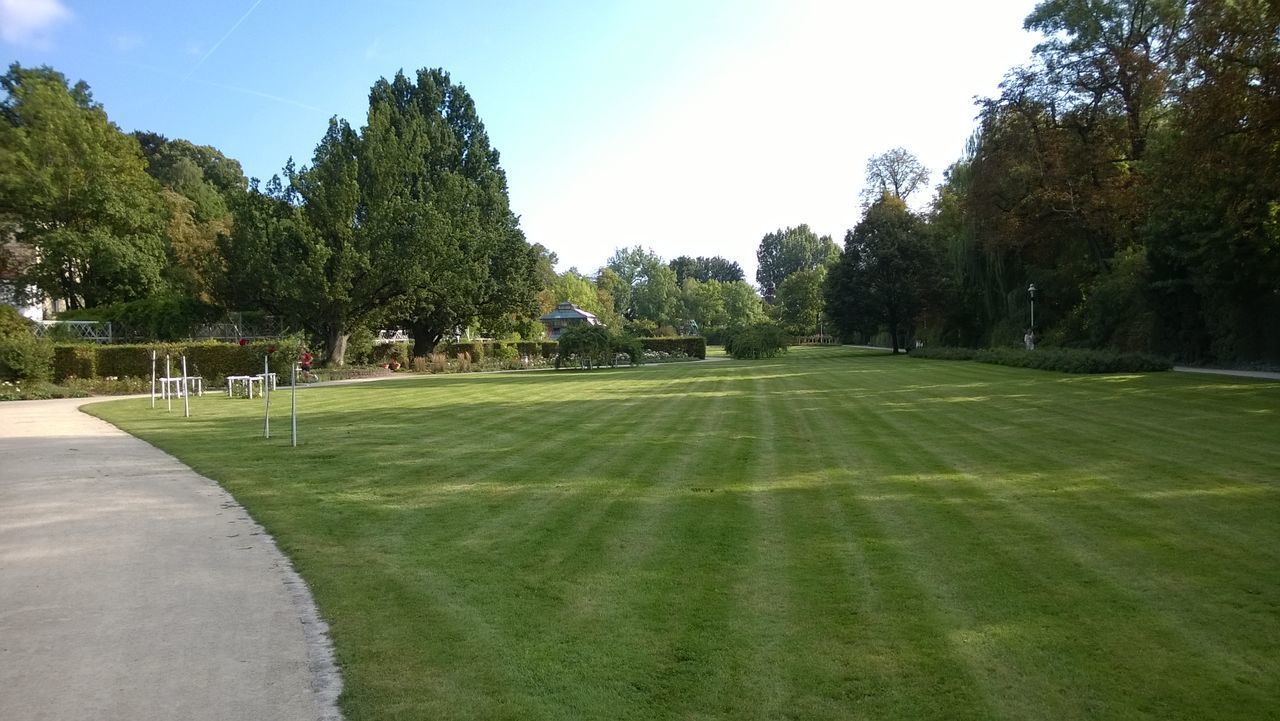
[0,397,341,721]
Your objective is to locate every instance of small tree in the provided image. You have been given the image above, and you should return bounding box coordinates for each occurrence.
[556,324,611,369]
[724,321,789,359]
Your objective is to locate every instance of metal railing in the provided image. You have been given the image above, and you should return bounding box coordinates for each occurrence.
[35,320,113,343]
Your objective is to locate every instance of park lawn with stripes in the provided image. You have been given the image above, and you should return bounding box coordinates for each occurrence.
[88,346,1280,721]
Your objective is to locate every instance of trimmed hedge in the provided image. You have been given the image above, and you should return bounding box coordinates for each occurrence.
[50,339,306,384]
[640,336,706,359]
[909,346,1171,374]
[53,345,97,381]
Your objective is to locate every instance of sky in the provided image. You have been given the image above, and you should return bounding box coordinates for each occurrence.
[1,0,1043,285]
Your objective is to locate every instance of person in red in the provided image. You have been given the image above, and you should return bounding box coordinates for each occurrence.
[299,348,316,382]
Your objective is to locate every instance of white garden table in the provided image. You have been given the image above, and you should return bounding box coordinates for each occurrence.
[158,376,203,399]
[225,375,263,399]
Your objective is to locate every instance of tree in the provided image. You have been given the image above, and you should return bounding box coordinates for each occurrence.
[721,280,765,326]
[754,225,839,302]
[602,246,679,325]
[827,196,941,353]
[860,148,930,206]
[680,278,727,332]
[670,255,744,284]
[135,134,247,301]
[0,64,169,308]
[777,267,827,336]
[367,69,540,357]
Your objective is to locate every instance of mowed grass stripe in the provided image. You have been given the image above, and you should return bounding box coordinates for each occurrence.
[86,347,1280,720]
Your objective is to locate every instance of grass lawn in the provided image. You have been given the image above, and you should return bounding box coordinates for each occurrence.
[88,347,1280,720]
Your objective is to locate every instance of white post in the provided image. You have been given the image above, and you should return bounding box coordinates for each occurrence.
[181,356,191,418]
[165,354,172,413]
[263,355,270,438]
[150,350,156,409]
[290,364,297,448]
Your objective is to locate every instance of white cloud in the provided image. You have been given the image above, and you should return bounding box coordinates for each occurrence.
[0,0,72,46]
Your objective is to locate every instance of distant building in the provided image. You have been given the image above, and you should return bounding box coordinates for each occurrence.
[540,302,600,340]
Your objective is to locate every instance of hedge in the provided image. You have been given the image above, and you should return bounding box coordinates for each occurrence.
[640,336,706,359]
[53,345,97,381]
[51,339,306,384]
[909,345,1171,374]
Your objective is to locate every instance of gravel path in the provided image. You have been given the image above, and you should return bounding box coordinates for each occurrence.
[0,397,341,721]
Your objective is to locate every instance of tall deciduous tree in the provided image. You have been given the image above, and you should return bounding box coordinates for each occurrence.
[670,255,745,284]
[778,267,827,336]
[0,64,168,308]
[861,147,930,206]
[755,225,839,302]
[827,196,941,353]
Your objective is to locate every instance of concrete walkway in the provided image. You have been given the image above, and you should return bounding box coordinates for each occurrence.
[0,397,341,721]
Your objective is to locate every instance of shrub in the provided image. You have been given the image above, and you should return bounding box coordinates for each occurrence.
[457,351,472,373]
[429,352,448,373]
[53,345,98,381]
[724,323,789,359]
[515,341,543,359]
[610,332,644,366]
[908,346,978,361]
[489,343,518,362]
[412,356,428,373]
[0,304,34,339]
[541,341,559,358]
[910,345,1171,373]
[972,347,1172,374]
[96,344,165,379]
[641,336,707,359]
[346,327,378,365]
[557,324,612,369]
[0,333,54,382]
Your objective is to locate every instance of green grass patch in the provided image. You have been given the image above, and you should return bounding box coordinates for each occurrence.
[88,347,1280,720]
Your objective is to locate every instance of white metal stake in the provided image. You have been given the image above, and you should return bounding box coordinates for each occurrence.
[181,356,191,417]
[165,354,172,413]
[290,364,297,447]
[263,355,270,438]
[150,350,156,409]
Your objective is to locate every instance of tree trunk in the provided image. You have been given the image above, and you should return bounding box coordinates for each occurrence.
[410,321,445,357]
[325,325,349,367]
[888,321,901,354]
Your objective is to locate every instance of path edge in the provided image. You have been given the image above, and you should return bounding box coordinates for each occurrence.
[77,396,345,721]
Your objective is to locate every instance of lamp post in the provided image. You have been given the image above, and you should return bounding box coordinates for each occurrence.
[1028,283,1037,330]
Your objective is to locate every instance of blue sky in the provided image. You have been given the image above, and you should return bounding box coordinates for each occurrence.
[2,0,1041,282]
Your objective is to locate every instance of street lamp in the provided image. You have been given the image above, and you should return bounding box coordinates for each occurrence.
[1028,283,1037,330]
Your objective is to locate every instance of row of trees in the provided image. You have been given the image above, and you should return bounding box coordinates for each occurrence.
[822,0,1279,363]
[1,64,542,364]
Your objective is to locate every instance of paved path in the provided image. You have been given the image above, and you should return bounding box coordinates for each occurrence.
[0,397,341,721]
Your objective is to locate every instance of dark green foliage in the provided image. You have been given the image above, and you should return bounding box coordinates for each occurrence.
[53,345,97,381]
[0,333,53,382]
[0,64,169,308]
[54,339,304,383]
[911,345,1171,373]
[444,342,485,361]
[59,296,221,341]
[515,341,544,358]
[755,225,839,302]
[610,332,645,365]
[640,336,706,359]
[0,305,34,339]
[907,346,979,361]
[555,324,612,369]
[724,323,789,359]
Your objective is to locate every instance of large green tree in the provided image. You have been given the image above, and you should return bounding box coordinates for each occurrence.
[827,196,942,353]
[0,64,168,308]
[755,225,839,302]
[669,255,745,284]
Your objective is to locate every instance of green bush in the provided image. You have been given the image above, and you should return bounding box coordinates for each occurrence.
[724,323,789,360]
[556,324,612,369]
[0,305,34,339]
[610,332,645,366]
[515,341,543,358]
[541,341,559,358]
[346,327,378,365]
[489,342,518,362]
[0,333,54,382]
[640,336,707,359]
[973,347,1172,374]
[53,345,98,381]
[60,296,221,341]
[910,345,1171,373]
[444,342,484,361]
[907,346,978,361]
